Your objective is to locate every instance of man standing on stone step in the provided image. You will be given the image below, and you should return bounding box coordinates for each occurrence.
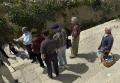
[31,29,45,68]
[0,46,18,83]
[98,27,114,63]
[52,23,68,68]
[70,17,81,58]
[41,30,59,78]
[14,27,36,63]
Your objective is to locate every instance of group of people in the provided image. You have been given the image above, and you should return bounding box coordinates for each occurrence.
[12,17,81,78]
[0,16,114,82]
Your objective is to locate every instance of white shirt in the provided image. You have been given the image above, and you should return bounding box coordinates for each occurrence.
[19,32,32,45]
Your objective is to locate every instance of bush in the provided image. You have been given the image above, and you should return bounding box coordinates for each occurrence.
[0,18,13,44]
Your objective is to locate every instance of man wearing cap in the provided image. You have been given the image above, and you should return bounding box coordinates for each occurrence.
[14,27,36,63]
[98,27,114,63]
[52,23,68,68]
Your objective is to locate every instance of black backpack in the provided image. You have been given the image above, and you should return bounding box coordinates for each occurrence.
[66,38,72,49]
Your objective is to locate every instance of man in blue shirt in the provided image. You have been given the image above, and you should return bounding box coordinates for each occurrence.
[98,27,114,63]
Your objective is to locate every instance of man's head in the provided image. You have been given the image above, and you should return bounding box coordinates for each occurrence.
[22,27,28,33]
[105,27,112,34]
[71,17,79,24]
[31,28,38,35]
[42,30,49,38]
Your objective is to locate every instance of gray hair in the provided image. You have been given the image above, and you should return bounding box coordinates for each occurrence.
[71,17,79,23]
[105,27,112,31]
[22,27,28,32]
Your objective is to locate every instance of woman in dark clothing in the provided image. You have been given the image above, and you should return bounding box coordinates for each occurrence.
[31,29,45,68]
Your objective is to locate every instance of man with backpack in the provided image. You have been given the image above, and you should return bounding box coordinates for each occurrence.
[52,23,68,68]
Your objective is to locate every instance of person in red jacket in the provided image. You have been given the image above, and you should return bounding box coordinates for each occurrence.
[70,17,81,58]
[31,29,45,68]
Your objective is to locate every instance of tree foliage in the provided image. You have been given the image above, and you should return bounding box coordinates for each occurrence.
[0,18,13,44]
[0,0,119,45]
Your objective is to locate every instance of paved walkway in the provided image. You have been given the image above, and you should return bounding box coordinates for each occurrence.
[3,19,120,83]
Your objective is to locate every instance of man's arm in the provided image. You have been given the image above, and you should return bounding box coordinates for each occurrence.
[40,41,46,60]
[14,35,24,42]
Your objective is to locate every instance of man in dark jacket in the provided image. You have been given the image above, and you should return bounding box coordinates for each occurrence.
[98,27,114,62]
[31,29,45,68]
[41,30,59,78]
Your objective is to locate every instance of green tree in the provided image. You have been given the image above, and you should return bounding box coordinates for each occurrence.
[0,18,13,45]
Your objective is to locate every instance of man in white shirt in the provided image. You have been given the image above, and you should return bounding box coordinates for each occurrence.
[14,27,36,63]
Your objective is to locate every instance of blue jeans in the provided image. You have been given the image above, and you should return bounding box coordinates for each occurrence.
[57,46,67,66]
[16,51,29,58]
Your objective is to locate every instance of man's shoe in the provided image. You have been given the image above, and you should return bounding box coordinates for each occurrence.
[31,60,36,63]
[69,56,76,58]
[41,65,45,68]
[48,75,53,79]
[64,65,70,69]
[15,79,18,83]
[56,73,59,77]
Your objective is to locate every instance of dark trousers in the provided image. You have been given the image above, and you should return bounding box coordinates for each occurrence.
[33,53,45,67]
[25,44,36,61]
[45,52,59,77]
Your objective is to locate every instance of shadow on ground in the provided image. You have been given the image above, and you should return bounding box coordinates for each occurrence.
[67,63,89,74]
[59,63,89,77]
[56,63,88,83]
[54,74,80,83]
[77,52,97,63]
